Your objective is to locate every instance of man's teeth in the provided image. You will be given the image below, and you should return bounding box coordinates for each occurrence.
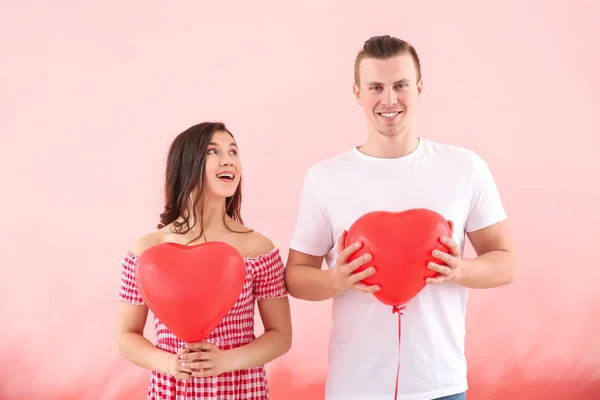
[380,112,400,117]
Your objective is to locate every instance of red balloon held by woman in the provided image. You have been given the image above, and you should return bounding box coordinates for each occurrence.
[135,241,246,343]
[345,208,451,307]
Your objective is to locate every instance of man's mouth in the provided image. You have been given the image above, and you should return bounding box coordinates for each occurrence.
[378,111,402,118]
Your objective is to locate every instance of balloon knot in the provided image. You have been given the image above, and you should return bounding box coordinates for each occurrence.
[392,305,406,315]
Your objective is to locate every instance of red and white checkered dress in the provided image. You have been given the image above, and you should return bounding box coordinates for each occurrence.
[117,247,288,400]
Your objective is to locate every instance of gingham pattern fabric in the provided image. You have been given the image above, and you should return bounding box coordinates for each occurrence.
[118,248,288,399]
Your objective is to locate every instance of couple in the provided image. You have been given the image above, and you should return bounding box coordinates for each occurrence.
[116,35,517,400]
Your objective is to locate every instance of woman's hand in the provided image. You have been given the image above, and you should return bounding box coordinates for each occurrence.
[164,347,194,380]
[178,342,236,378]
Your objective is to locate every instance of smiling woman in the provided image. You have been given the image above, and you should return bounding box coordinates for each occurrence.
[115,122,292,399]
[206,132,241,199]
[157,123,245,243]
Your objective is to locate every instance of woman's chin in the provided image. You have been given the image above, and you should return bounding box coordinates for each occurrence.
[205,189,237,200]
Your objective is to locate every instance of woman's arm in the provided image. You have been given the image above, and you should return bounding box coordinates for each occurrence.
[227,296,292,368]
[179,296,292,376]
[116,302,190,379]
[116,233,192,380]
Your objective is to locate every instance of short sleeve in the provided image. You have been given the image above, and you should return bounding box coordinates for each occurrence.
[288,167,333,256]
[117,251,145,305]
[252,249,288,299]
[465,153,508,232]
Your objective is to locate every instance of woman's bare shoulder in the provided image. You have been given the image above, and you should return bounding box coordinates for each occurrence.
[128,229,170,257]
[239,230,276,258]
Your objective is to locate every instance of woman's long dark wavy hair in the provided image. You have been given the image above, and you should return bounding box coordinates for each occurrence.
[157,122,248,243]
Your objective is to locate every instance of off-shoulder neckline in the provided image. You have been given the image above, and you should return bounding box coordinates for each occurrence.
[125,247,280,261]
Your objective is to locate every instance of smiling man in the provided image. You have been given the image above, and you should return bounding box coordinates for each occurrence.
[285,35,517,400]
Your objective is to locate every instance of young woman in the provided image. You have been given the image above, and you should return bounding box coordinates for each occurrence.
[116,122,292,399]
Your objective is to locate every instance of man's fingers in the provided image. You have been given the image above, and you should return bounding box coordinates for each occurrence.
[344,252,371,273]
[441,236,461,258]
[353,282,380,293]
[337,230,347,253]
[348,266,376,284]
[341,241,363,260]
[336,240,362,266]
[448,242,461,258]
[428,262,453,276]
[432,250,457,268]
[426,275,450,284]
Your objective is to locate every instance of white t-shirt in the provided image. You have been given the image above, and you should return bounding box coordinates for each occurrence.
[289,138,507,400]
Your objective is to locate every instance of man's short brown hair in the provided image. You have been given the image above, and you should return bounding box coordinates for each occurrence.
[354,35,422,86]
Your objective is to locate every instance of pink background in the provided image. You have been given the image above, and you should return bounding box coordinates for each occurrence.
[1,0,599,399]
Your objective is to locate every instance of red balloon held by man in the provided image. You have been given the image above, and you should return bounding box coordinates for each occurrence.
[345,208,451,307]
[135,241,246,342]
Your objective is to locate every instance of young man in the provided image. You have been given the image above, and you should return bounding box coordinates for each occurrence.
[285,35,517,400]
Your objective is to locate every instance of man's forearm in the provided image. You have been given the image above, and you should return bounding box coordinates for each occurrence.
[458,250,517,289]
[285,264,342,301]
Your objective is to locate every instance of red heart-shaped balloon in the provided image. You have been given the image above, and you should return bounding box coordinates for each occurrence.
[136,241,246,342]
[345,208,451,307]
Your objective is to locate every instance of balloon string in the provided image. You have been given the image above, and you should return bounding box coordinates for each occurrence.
[182,342,189,399]
[392,305,406,400]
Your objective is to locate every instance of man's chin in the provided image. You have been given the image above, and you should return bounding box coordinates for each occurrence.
[377,126,404,137]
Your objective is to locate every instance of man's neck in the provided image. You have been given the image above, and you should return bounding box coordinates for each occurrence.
[358,129,420,159]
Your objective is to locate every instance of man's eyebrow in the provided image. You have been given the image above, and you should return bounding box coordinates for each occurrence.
[365,79,410,86]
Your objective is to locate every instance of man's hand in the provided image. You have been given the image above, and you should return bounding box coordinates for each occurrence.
[426,234,465,284]
[329,230,380,294]
[426,220,464,284]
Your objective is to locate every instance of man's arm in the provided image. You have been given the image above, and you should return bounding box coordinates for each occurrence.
[285,250,337,301]
[460,220,517,288]
[285,231,379,301]
[427,220,517,288]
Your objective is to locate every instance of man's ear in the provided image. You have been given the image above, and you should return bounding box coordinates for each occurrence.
[353,83,362,106]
